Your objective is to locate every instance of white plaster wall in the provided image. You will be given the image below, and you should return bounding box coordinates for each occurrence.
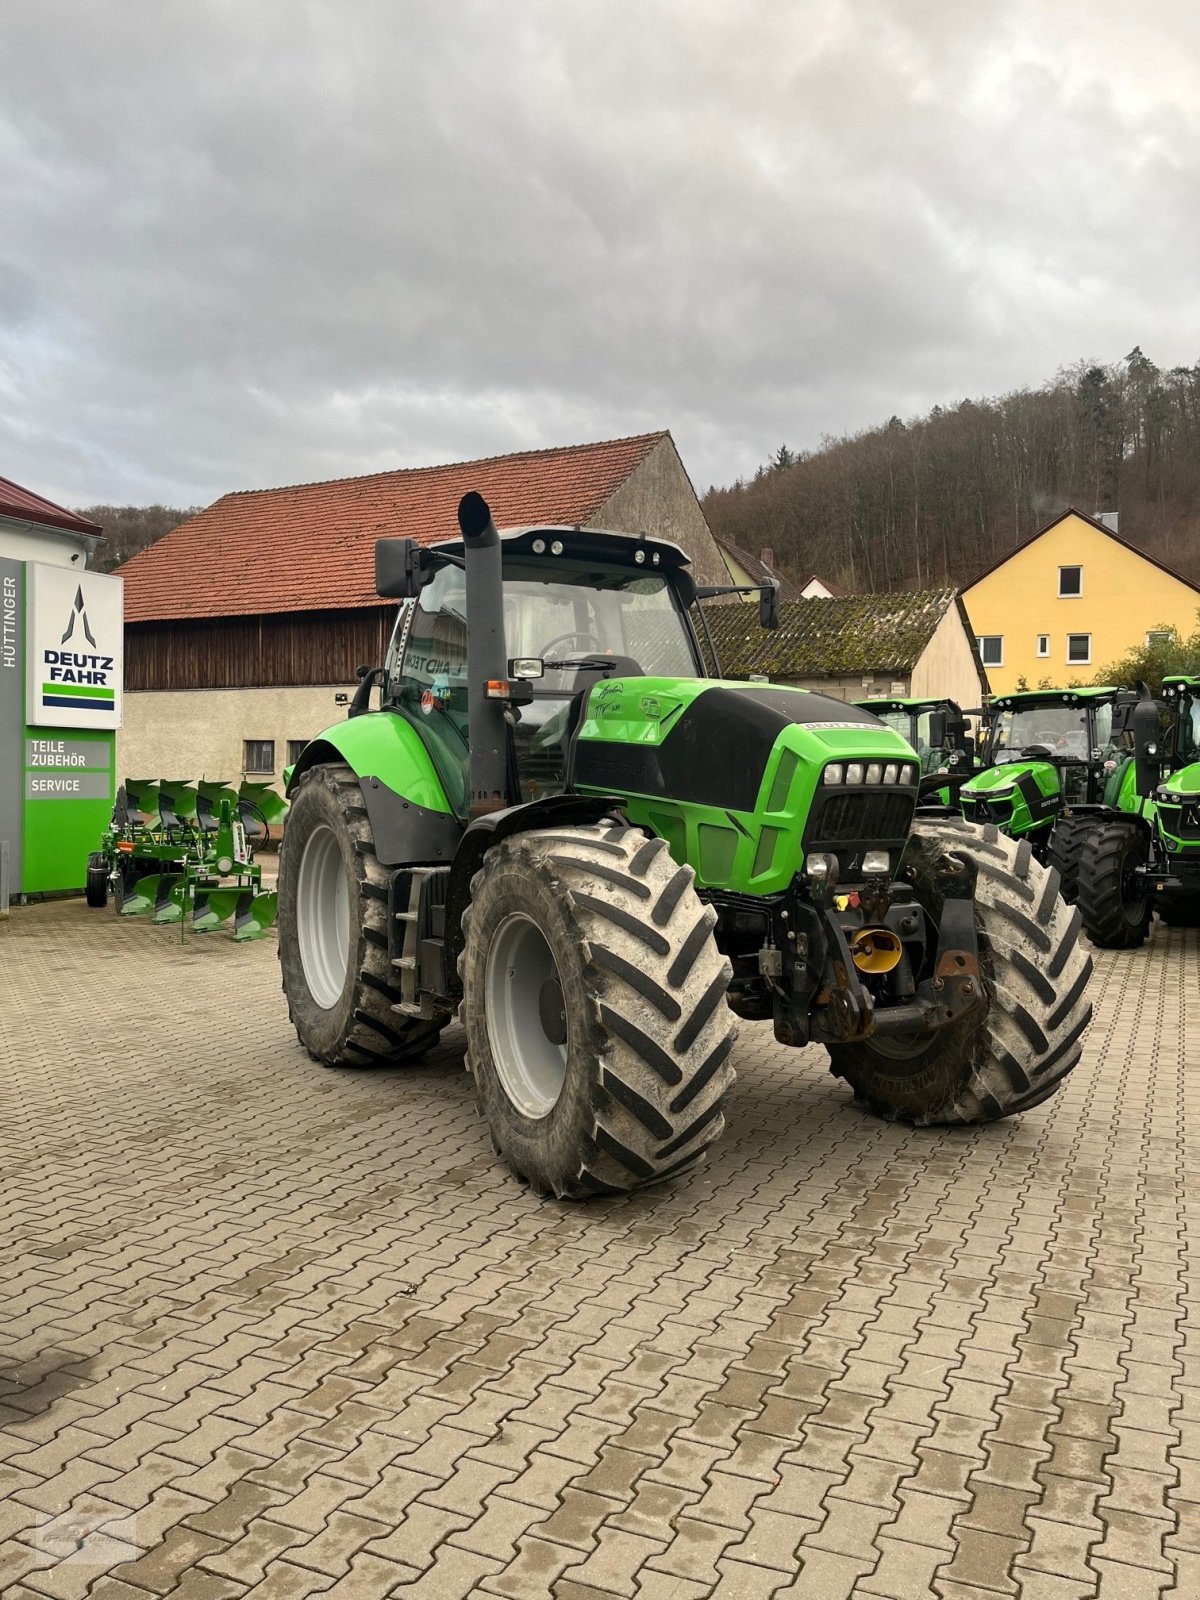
[910,602,989,707]
[0,519,94,570]
[117,685,352,788]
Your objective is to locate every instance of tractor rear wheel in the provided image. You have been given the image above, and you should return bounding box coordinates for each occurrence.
[459,820,737,1198]
[278,763,450,1066]
[86,852,109,908]
[1046,814,1090,904]
[1074,819,1151,948]
[828,818,1092,1125]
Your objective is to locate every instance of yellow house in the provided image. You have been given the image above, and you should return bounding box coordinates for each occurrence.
[961,508,1200,696]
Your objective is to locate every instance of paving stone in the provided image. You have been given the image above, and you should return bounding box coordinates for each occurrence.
[3,899,1196,1600]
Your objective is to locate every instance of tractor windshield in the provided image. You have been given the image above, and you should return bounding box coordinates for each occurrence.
[992,702,1112,762]
[392,556,700,804]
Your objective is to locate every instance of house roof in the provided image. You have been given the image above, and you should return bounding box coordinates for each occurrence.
[705,588,959,678]
[963,506,1200,596]
[712,535,798,600]
[119,432,667,622]
[0,475,102,537]
[799,574,845,597]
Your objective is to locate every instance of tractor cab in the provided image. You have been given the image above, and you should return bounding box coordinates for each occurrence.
[853,697,978,801]
[376,526,712,812]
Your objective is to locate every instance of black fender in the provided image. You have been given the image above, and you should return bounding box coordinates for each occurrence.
[444,794,624,971]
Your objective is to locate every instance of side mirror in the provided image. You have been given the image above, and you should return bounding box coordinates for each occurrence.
[376,537,426,599]
[1132,695,1162,797]
[927,711,948,750]
[759,580,780,631]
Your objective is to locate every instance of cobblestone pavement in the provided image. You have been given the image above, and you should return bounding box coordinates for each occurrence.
[1,900,1197,1600]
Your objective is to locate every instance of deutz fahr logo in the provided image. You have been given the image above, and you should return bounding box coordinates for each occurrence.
[42,586,115,712]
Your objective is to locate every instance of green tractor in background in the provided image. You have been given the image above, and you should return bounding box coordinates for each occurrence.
[854,697,983,805]
[276,493,1092,1199]
[1070,674,1200,946]
[956,686,1136,902]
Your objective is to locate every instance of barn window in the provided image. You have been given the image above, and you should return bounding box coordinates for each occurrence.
[978,636,1004,667]
[244,739,275,773]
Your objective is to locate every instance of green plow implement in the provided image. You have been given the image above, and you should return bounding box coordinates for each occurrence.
[87,776,287,942]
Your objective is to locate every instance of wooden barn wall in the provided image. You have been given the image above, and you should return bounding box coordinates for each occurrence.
[125,609,395,691]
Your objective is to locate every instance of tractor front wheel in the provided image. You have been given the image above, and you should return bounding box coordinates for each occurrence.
[278,763,449,1066]
[828,818,1092,1125]
[1046,813,1091,904]
[459,820,737,1198]
[1074,820,1151,948]
[85,851,109,908]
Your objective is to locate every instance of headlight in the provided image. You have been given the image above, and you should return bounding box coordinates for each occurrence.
[846,762,865,785]
[883,763,899,785]
[989,786,1015,800]
[902,764,917,785]
[824,763,844,785]
[805,851,838,882]
[866,763,883,785]
[862,849,890,875]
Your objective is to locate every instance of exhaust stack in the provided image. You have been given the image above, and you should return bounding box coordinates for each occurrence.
[457,491,511,818]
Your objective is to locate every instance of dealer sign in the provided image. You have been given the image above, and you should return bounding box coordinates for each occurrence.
[25,562,124,731]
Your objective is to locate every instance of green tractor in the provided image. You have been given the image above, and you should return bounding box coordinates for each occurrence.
[1069,674,1200,946]
[276,493,1092,1198]
[853,697,982,805]
[956,686,1137,901]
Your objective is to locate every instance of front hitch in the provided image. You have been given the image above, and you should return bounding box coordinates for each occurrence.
[807,843,987,1047]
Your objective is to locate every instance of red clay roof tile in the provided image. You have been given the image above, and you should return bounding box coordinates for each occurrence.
[119,433,667,622]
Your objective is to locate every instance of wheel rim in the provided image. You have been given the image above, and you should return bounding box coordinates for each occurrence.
[296,824,351,1009]
[485,912,568,1119]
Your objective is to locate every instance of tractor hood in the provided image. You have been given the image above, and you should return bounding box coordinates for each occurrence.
[959,759,1063,835]
[571,679,920,892]
[1159,761,1200,800]
[574,679,914,811]
[961,760,1061,802]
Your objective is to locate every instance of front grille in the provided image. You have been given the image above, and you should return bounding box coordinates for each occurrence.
[1158,801,1200,842]
[962,794,1010,825]
[807,788,916,847]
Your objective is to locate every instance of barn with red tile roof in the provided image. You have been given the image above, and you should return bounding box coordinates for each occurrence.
[116,432,733,783]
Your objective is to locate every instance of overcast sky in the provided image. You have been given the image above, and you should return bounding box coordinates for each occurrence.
[2,0,1198,511]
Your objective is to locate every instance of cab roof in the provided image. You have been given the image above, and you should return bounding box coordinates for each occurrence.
[424,524,692,572]
[855,697,958,714]
[990,686,1123,710]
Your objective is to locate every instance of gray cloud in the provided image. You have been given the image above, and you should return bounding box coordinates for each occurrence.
[2,0,1198,508]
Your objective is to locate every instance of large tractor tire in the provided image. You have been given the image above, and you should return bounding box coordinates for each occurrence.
[459,820,737,1198]
[85,851,109,908]
[1046,814,1091,905]
[278,763,450,1066]
[828,817,1092,1125]
[1074,819,1151,949]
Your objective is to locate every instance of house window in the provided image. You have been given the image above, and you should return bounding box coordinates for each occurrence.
[978,636,1004,667]
[1058,566,1082,597]
[244,739,275,773]
[1146,629,1174,649]
[1036,635,1050,658]
[286,739,308,766]
[1066,634,1091,665]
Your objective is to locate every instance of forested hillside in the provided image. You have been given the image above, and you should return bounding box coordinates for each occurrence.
[81,504,198,572]
[703,350,1200,594]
